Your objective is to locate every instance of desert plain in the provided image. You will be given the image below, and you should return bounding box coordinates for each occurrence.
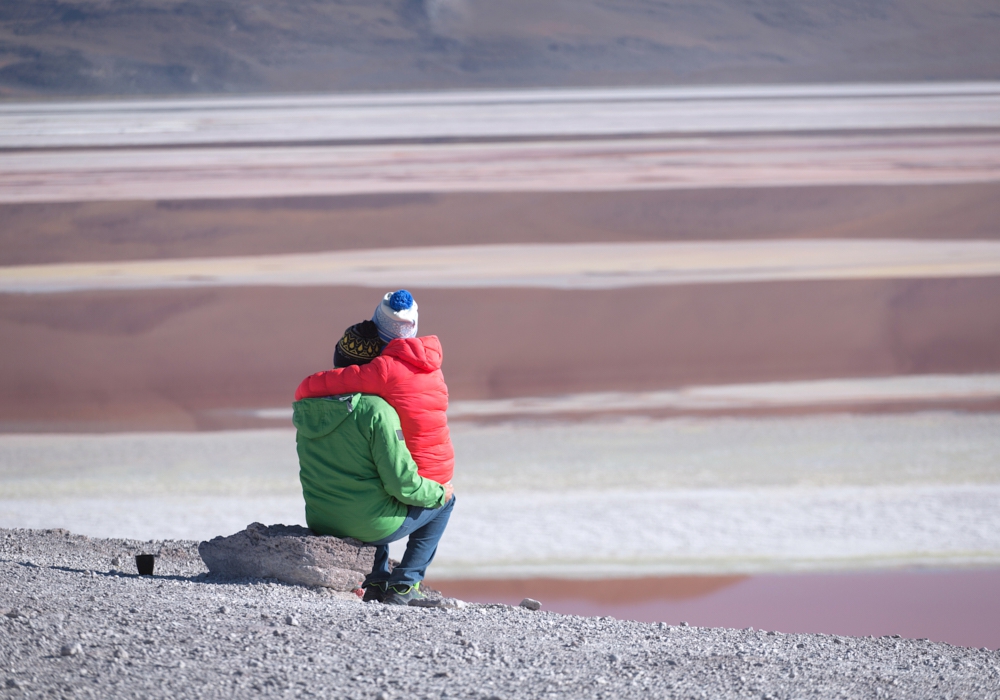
[2,2,1000,697]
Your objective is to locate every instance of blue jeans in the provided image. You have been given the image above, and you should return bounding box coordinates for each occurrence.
[364,495,455,589]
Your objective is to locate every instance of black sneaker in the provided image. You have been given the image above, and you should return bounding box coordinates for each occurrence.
[382,582,428,606]
[362,581,387,603]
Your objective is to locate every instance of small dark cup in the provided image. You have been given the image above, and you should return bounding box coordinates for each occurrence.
[135,554,155,576]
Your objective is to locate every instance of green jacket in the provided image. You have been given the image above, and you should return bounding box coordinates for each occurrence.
[293,394,446,542]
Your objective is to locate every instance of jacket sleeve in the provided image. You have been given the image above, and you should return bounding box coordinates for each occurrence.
[369,404,445,509]
[294,359,389,401]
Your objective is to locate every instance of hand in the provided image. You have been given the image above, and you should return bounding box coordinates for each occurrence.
[443,481,454,502]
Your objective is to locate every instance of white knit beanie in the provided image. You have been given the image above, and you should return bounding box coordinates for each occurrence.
[372,289,419,343]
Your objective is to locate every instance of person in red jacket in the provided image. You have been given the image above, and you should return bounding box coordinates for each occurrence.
[294,290,455,485]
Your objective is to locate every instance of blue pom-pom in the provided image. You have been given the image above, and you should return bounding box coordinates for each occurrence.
[387,289,414,311]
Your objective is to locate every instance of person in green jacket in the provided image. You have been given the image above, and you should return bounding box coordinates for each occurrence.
[293,320,455,606]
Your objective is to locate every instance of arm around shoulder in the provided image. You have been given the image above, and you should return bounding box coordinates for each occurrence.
[294,359,389,401]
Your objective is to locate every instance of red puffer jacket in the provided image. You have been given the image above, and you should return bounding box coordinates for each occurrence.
[294,336,454,484]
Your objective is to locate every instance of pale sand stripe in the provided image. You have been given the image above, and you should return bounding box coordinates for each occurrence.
[8,412,1000,499]
[2,132,999,203]
[3,413,999,575]
[2,486,998,576]
[434,485,1000,578]
[446,374,1000,418]
[241,374,1000,421]
[3,240,1000,294]
[3,82,1000,149]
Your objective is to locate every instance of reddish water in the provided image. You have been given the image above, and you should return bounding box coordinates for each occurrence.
[432,569,1000,650]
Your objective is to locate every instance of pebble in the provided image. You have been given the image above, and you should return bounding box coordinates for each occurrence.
[285,615,300,626]
[60,643,82,657]
[218,606,230,614]
[679,621,690,627]
[519,598,542,611]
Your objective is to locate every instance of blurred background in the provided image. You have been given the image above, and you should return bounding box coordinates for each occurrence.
[2,0,1000,648]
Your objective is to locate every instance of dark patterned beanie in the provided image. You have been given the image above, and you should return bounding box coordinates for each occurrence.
[333,320,385,368]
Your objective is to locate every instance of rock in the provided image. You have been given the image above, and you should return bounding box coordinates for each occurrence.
[285,615,299,626]
[679,621,689,627]
[110,556,122,568]
[519,598,541,611]
[114,649,128,660]
[198,523,375,591]
[218,606,229,614]
[60,643,82,657]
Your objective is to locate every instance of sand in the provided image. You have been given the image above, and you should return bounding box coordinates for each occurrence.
[5,84,1000,149]
[3,279,1000,431]
[3,412,999,577]
[2,168,999,432]
[7,240,1000,293]
[444,374,1000,417]
[7,132,1000,204]
[3,185,999,267]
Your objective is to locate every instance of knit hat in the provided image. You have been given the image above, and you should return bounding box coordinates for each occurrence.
[371,289,419,344]
[333,320,385,368]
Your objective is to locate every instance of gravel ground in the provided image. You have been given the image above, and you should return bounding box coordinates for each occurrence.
[3,529,999,699]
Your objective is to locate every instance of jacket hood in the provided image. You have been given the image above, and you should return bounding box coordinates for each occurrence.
[383,336,442,372]
[292,395,357,439]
